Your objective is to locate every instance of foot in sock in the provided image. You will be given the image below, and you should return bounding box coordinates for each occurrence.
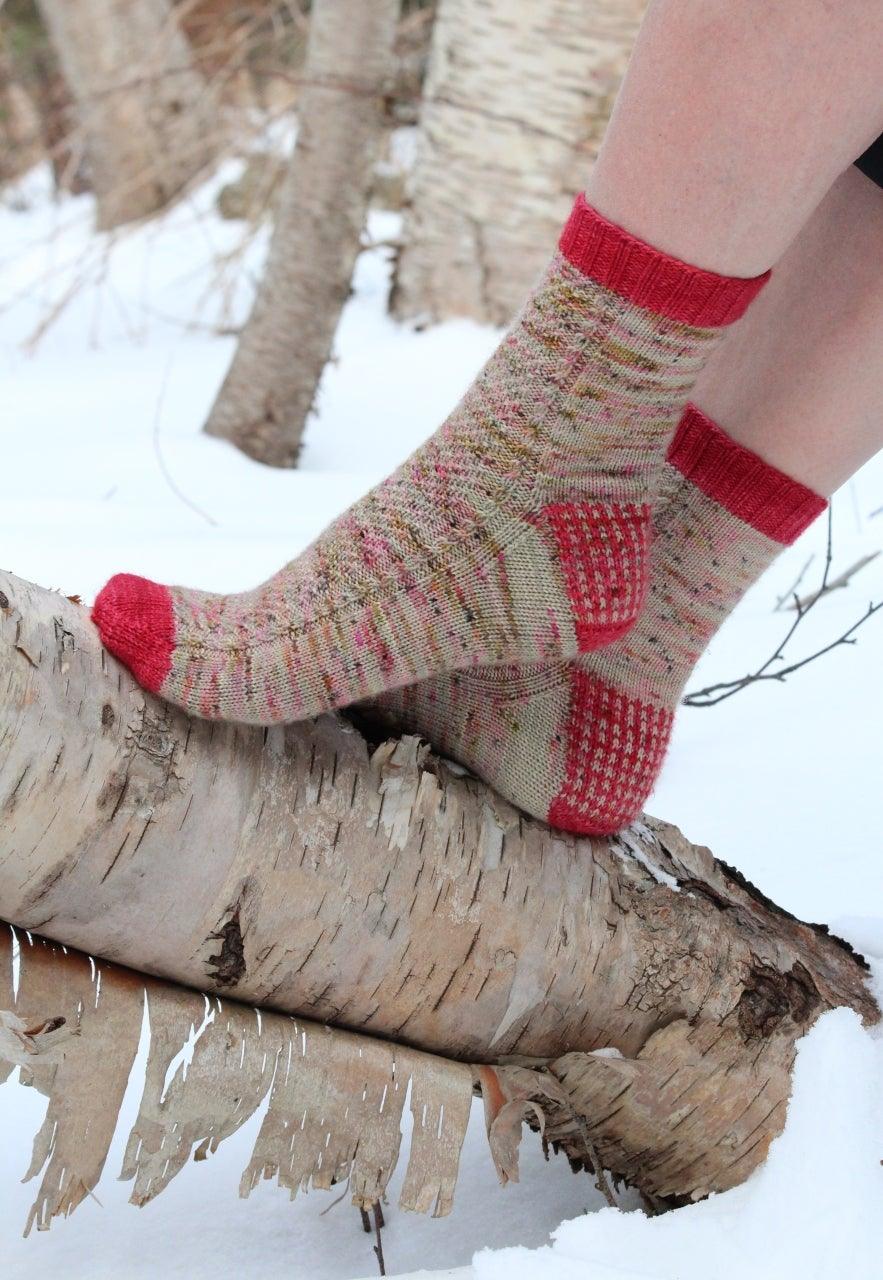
[92,199,767,724]
[368,406,826,834]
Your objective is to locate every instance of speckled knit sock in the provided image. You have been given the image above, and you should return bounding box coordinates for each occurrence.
[369,406,827,834]
[92,198,767,724]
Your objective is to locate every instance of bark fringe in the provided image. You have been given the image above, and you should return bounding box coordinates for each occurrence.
[0,926,474,1235]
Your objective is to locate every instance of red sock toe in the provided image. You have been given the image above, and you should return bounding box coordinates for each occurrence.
[92,574,175,694]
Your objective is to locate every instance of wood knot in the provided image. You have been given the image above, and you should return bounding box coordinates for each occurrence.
[132,716,175,763]
[0,590,9,610]
[737,962,821,1040]
[101,703,116,728]
[206,909,246,987]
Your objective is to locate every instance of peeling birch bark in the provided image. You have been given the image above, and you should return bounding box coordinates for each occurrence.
[393,0,647,325]
[0,570,877,1206]
[4,929,141,1233]
[203,0,399,467]
[0,925,475,1234]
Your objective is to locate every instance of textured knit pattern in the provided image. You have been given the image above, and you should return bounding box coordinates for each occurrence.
[93,199,767,725]
[369,406,827,834]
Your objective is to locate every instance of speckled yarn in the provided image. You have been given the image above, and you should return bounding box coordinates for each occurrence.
[92,199,767,725]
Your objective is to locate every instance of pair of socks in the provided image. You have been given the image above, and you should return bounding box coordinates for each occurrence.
[92,196,824,833]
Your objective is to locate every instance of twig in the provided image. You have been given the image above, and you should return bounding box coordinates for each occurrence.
[685,509,883,707]
[574,1115,617,1208]
[789,551,880,610]
[361,237,404,253]
[685,600,882,706]
[773,554,814,612]
[318,1171,352,1216]
[372,1202,387,1277]
[151,354,218,528]
[21,259,103,354]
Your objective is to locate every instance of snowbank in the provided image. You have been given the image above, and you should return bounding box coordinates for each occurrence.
[474,1009,883,1280]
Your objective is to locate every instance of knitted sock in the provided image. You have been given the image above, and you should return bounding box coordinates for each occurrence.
[93,198,767,724]
[369,406,827,833]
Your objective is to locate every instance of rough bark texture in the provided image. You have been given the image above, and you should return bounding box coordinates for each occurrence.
[34,0,221,229]
[0,925,474,1234]
[393,0,647,325]
[0,569,877,1207]
[203,0,399,468]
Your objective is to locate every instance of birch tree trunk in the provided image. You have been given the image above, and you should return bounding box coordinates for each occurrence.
[393,0,647,325]
[34,0,221,229]
[0,568,877,1206]
[0,42,43,183]
[203,0,399,468]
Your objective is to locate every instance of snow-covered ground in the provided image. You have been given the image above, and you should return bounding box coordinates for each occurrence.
[1,163,881,1279]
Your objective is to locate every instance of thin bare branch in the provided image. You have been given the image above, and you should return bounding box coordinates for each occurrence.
[152,354,219,527]
[773,554,815,612]
[788,550,881,611]
[372,1202,387,1276]
[685,510,882,707]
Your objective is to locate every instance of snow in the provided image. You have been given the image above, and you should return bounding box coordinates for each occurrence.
[2,162,882,1279]
[468,1008,883,1280]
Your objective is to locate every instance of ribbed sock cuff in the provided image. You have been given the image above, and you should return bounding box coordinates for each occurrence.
[559,194,770,327]
[667,404,828,544]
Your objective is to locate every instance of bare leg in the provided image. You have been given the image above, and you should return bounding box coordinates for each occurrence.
[692,168,883,495]
[588,0,883,274]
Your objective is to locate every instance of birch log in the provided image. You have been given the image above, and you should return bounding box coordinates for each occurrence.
[203,0,399,468]
[393,0,647,325]
[0,569,877,1205]
[35,0,221,230]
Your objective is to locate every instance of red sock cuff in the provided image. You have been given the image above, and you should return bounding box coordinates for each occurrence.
[667,405,827,544]
[559,194,770,328]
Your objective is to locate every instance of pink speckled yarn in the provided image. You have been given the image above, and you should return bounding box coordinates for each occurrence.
[93,200,766,725]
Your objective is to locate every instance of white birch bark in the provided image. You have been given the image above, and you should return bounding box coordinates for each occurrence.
[394,0,647,325]
[0,568,877,1207]
[34,0,221,230]
[203,0,399,468]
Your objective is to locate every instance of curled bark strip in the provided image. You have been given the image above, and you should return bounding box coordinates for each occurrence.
[0,569,877,1206]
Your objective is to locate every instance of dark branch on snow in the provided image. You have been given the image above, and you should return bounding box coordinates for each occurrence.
[684,509,882,708]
